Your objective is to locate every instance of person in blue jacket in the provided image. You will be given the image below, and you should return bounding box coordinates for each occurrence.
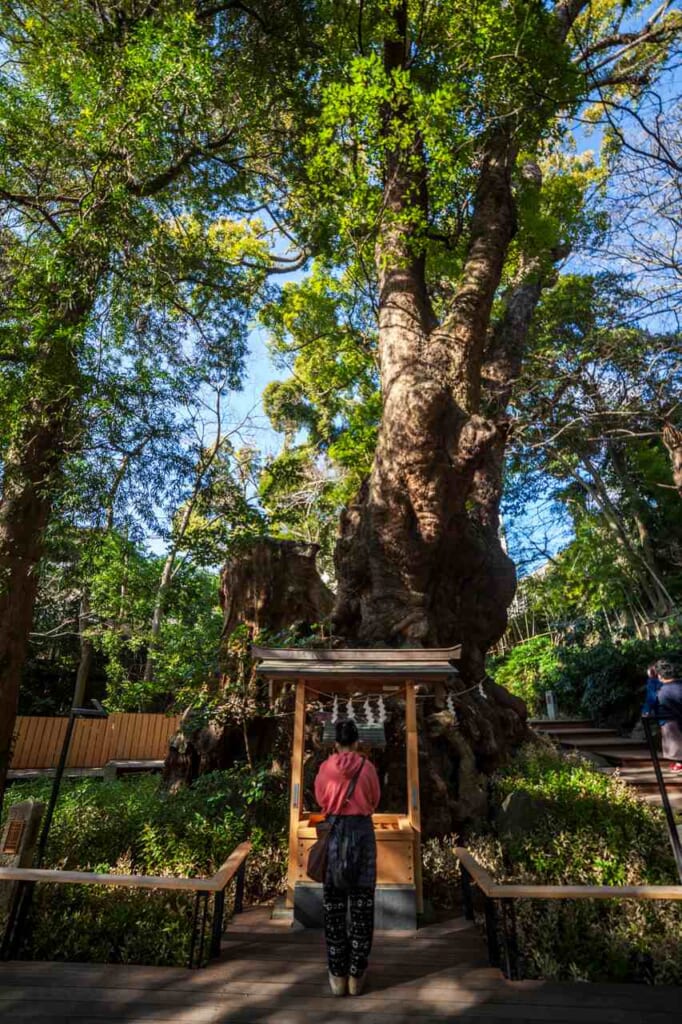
[655,658,682,772]
[641,664,661,717]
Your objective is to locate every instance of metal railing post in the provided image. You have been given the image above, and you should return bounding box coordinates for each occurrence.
[642,715,682,883]
[4,703,108,963]
[188,892,201,969]
[483,896,501,968]
[3,711,81,961]
[461,865,475,921]
[210,889,226,959]
[196,893,209,968]
[36,712,77,868]
[500,898,520,980]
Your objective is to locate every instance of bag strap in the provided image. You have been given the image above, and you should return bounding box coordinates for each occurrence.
[342,757,366,807]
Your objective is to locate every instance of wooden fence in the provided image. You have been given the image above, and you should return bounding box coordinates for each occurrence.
[10,714,182,770]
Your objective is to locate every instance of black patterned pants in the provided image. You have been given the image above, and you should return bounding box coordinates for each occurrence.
[323,885,375,977]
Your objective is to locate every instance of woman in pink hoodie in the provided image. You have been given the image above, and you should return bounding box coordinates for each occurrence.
[314,718,381,997]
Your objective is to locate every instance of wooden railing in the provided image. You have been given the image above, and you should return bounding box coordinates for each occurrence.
[0,841,252,968]
[11,713,181,769]
[456,846,682,980]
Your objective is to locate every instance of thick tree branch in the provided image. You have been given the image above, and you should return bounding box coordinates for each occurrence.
[555,0,591,36]
[196,1,268,30]
[436,129,517,411]
[0,188,65,235]
[575,1,676,66]
[130,130,238,197]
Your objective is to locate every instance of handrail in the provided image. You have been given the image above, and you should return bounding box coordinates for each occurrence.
[210,842,253,890]
[457,846,682,981]
[455,847,682,901]
[456,848,498,897]
[0,841,252,893]
[0,841,252,968]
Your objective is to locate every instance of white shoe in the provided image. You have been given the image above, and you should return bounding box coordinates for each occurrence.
[348,973,366,996]
[328,972,347,996]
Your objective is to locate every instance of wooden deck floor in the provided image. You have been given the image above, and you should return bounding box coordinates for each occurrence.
[0,908,679,1023]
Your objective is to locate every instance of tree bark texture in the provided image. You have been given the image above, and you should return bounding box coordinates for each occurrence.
[0,342,81,810]
[163,537,334,788]
[165,534,528,832]
[220,537,334,638]
[333,18,521,680]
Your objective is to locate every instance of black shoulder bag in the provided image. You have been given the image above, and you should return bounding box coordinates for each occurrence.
[307,757,365,884]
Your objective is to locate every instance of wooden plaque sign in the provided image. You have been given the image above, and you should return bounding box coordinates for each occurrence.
[2,820,25,856]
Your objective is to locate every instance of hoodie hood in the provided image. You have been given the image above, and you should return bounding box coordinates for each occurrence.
[333,750,363,778]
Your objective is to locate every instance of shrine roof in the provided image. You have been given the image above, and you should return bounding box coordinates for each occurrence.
[252,644,461,685]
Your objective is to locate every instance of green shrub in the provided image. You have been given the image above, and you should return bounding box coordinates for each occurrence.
[29,882,198,966]
[489,636,562,715]
[467,745,682,984]
[490,632,682,724]
[422,833,461,909]
[1,767,288,966]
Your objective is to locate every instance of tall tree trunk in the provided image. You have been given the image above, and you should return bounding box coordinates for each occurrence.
[142,424,224,684]
[143,549,177,685]
[607,440,675,614]
[0,343,80,811]
[662,422,682,497]
[575,455,674,617]
[72,591,94,709]
[333,8,523,679]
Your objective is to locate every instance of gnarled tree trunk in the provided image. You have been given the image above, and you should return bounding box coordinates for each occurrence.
[163,537,334,789]
[332,13,520,680]
[220,537,334,638]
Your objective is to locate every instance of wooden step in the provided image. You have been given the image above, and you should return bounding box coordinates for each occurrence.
[540,728,620,739]
[616,766,682,781]
[599,748,656,764]
[614,773,682,792]
[530,719,592,729]
[555,736,648,749]
[638,791,682,810]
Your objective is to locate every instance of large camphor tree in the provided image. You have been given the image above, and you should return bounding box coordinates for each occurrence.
[203,3,678,831]
[282,1,681,680]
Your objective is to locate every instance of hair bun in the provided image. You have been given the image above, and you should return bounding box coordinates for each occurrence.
[335,719,359,746]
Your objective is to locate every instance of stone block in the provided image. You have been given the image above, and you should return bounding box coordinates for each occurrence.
[293,881,417,931]
[496,790,547,836]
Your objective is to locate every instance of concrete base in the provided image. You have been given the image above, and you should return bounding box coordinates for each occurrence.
[293,882,417,930]
[270,897,295,924]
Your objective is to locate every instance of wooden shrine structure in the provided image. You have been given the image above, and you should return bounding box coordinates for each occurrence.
[253,645,461,929]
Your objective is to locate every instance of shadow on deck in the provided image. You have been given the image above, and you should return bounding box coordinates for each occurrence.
[0,907,679,1023]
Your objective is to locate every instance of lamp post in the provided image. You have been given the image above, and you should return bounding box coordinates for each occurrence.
[1,700,109,960]
[35,700,108,867]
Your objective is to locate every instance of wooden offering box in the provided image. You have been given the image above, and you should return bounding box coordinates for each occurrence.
[295,813,417,888]
[253,644,460,929]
